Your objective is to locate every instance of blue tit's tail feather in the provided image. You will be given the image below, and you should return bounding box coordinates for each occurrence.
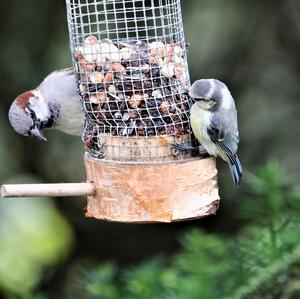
[215,141,243,187]
[228,155,242,187]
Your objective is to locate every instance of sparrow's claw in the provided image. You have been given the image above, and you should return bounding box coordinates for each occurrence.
[88,83,105,92]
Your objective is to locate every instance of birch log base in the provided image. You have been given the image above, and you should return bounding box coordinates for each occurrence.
[84,154,220,223]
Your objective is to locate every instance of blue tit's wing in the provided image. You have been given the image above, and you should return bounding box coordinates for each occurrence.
[207,113,225,141]
[207,124,235,164]
[207,113,242,186]
[207,114,238,164]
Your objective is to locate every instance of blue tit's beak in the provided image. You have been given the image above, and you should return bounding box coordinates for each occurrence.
[31,127,47,141]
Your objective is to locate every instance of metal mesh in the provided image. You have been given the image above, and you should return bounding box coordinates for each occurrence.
[66,0,193,162]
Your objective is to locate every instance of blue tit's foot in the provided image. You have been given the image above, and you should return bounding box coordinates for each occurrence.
[171,143,209,158]
[171,142,197,152]
[198,145,209,156]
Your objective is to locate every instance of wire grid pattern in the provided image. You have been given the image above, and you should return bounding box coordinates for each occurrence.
[66,0,193,161]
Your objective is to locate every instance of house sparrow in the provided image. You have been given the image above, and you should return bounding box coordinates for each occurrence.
[8,68,84,140]
[173,79,242,186]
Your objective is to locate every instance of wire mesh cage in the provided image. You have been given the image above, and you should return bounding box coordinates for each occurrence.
[65,0,219,222]
[66,0,192,162]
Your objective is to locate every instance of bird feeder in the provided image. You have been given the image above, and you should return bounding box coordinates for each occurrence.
[1,0,219,223]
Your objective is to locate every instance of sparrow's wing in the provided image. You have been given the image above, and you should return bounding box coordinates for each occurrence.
[39,68,78,99]
[53,68,74,76]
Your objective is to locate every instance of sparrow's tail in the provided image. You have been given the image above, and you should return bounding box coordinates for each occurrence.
[228,155,243,187]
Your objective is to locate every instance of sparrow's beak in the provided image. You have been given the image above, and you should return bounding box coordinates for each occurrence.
[31,127,47,141]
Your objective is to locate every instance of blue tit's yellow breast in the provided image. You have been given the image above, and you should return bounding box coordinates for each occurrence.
[190,112,204,142]
[190,105,212,143]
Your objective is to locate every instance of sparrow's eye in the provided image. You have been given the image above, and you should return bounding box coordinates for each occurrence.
[29,110,36,121]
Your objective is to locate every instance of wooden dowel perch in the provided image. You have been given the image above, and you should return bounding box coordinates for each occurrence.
[1,183,95,198]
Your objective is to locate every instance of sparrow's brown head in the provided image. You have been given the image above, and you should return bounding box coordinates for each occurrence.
[8,90,48,141]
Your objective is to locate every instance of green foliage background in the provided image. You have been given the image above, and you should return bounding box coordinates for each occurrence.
[0,1,300,298]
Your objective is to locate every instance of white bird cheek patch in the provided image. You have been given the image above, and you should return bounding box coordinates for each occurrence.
[29,98,50,121]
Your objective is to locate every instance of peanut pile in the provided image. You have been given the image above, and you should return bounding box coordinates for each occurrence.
[73,36,191,154]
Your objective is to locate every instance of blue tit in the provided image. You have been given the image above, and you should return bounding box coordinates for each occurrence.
[173,79,242,186]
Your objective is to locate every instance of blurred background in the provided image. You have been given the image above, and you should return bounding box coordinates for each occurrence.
[1,0,300,298]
